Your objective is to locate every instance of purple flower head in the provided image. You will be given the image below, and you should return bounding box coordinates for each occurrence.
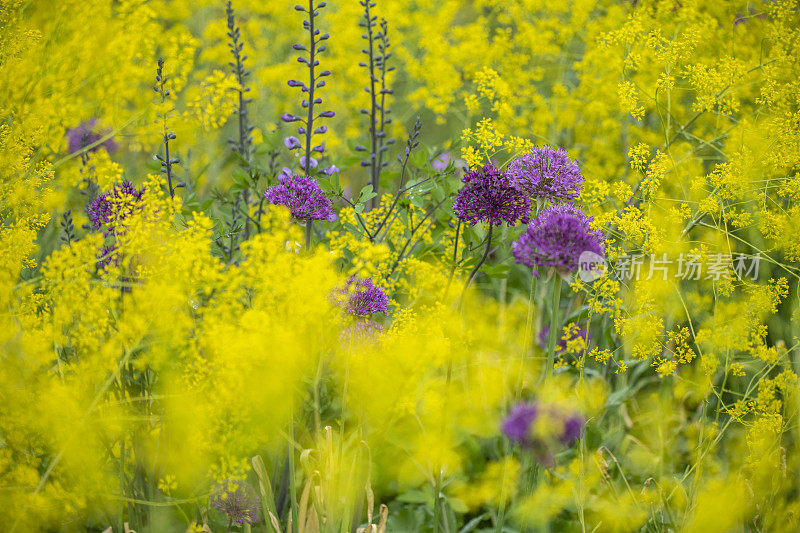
[85,180,145,234]
[453,164,531,227]
[66,118,119,155]
[337,277,389,317]
[538,324,589,356]
[210,480,259,526]
[432,152,452,171]
[501,402,538,443]
[560,414,585,444]
[507,146,583,201]
[512,203,604,277]
[263,174,336,222]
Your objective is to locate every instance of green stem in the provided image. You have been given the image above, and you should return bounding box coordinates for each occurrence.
[305,222,312,252]
[288,414,299,533]
[545,276,562,381]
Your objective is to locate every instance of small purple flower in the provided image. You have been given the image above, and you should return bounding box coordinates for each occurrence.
[431,152,452,171]
[281,113,300,122]
[284,136,302,150]
[263,174,336,221]
[538,324,589,356]
[560,415,584,444]
[453,164,531,226]
[323,165,339,176]
[512,204,604,277]
[502,403,538,443]
[507,146,583,201]
[66,118,119,155]
[85,181,145,234]
[299,156,318,169]
[339,277,389,317]
[210,480,259,526]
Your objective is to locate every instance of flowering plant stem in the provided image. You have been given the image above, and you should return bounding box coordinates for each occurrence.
[461,225,493,301]
[545,275,562,380]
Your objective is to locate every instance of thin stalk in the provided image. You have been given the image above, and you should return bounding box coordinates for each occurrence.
[461,225,494,299]
[545,275,562,380]
[288,414,299,533]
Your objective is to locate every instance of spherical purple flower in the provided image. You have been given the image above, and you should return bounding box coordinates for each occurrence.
[560,414,584,444]
[66,118,119,155]
[263,174,336,222]
[538,324,589,355]
[85,181,145,233]
[453,164,531,226]
[501,402,538,443]
[512,203,604,277]
[507,146,583,201]
[339,277,389,317]
[210,480,259,526]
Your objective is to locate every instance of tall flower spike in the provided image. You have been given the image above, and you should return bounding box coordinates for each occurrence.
[225,1,254,165]
[507,146,584,201]
[512,203,604,277]
[264,174,336,222]
[285,0,335,249]
[153,59,183,199]
[356,1,395,209]
[454,163,531,227]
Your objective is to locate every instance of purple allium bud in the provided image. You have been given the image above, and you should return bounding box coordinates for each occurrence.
[333,277,389,317]
[319,110,335,118]
[323,165,339,176]
[264,174,336,222]
[284,136,302,150]
[66,118,119,155]
[502,403,538,443]
[507,146,584,201]
[431,152,452,171]
[512,203,604,277]
[86,180,145,233]
[453,164,531,226]
[281,113,300,122]
[538,324,589,355]
[210,480,259,526]
[560,414,584,444]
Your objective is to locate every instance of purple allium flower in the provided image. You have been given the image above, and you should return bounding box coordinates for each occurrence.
[453,164,531,226]
[501,402,538,443]
[66,118,119,155]
[512,203,604,277]
[507,146,583,201]
[338,277,389,317]
[263,174,336,222]
[210,480,259,526]
[96,244,119,270]
[560,414,584,444]
[85,181,145,233]
[538,324,589,355]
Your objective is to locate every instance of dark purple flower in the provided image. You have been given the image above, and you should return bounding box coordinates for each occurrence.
[507,146,583,201]
[85,181,145,233]
[560,415,584,444]
[338,277,389,317]
[501,403,538,443]
[263,174,336,221]
[66,118,119,155]
[538,324,589,355]
[512,203,604,277]
[453,164,531,226]
[210,480,259,526]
